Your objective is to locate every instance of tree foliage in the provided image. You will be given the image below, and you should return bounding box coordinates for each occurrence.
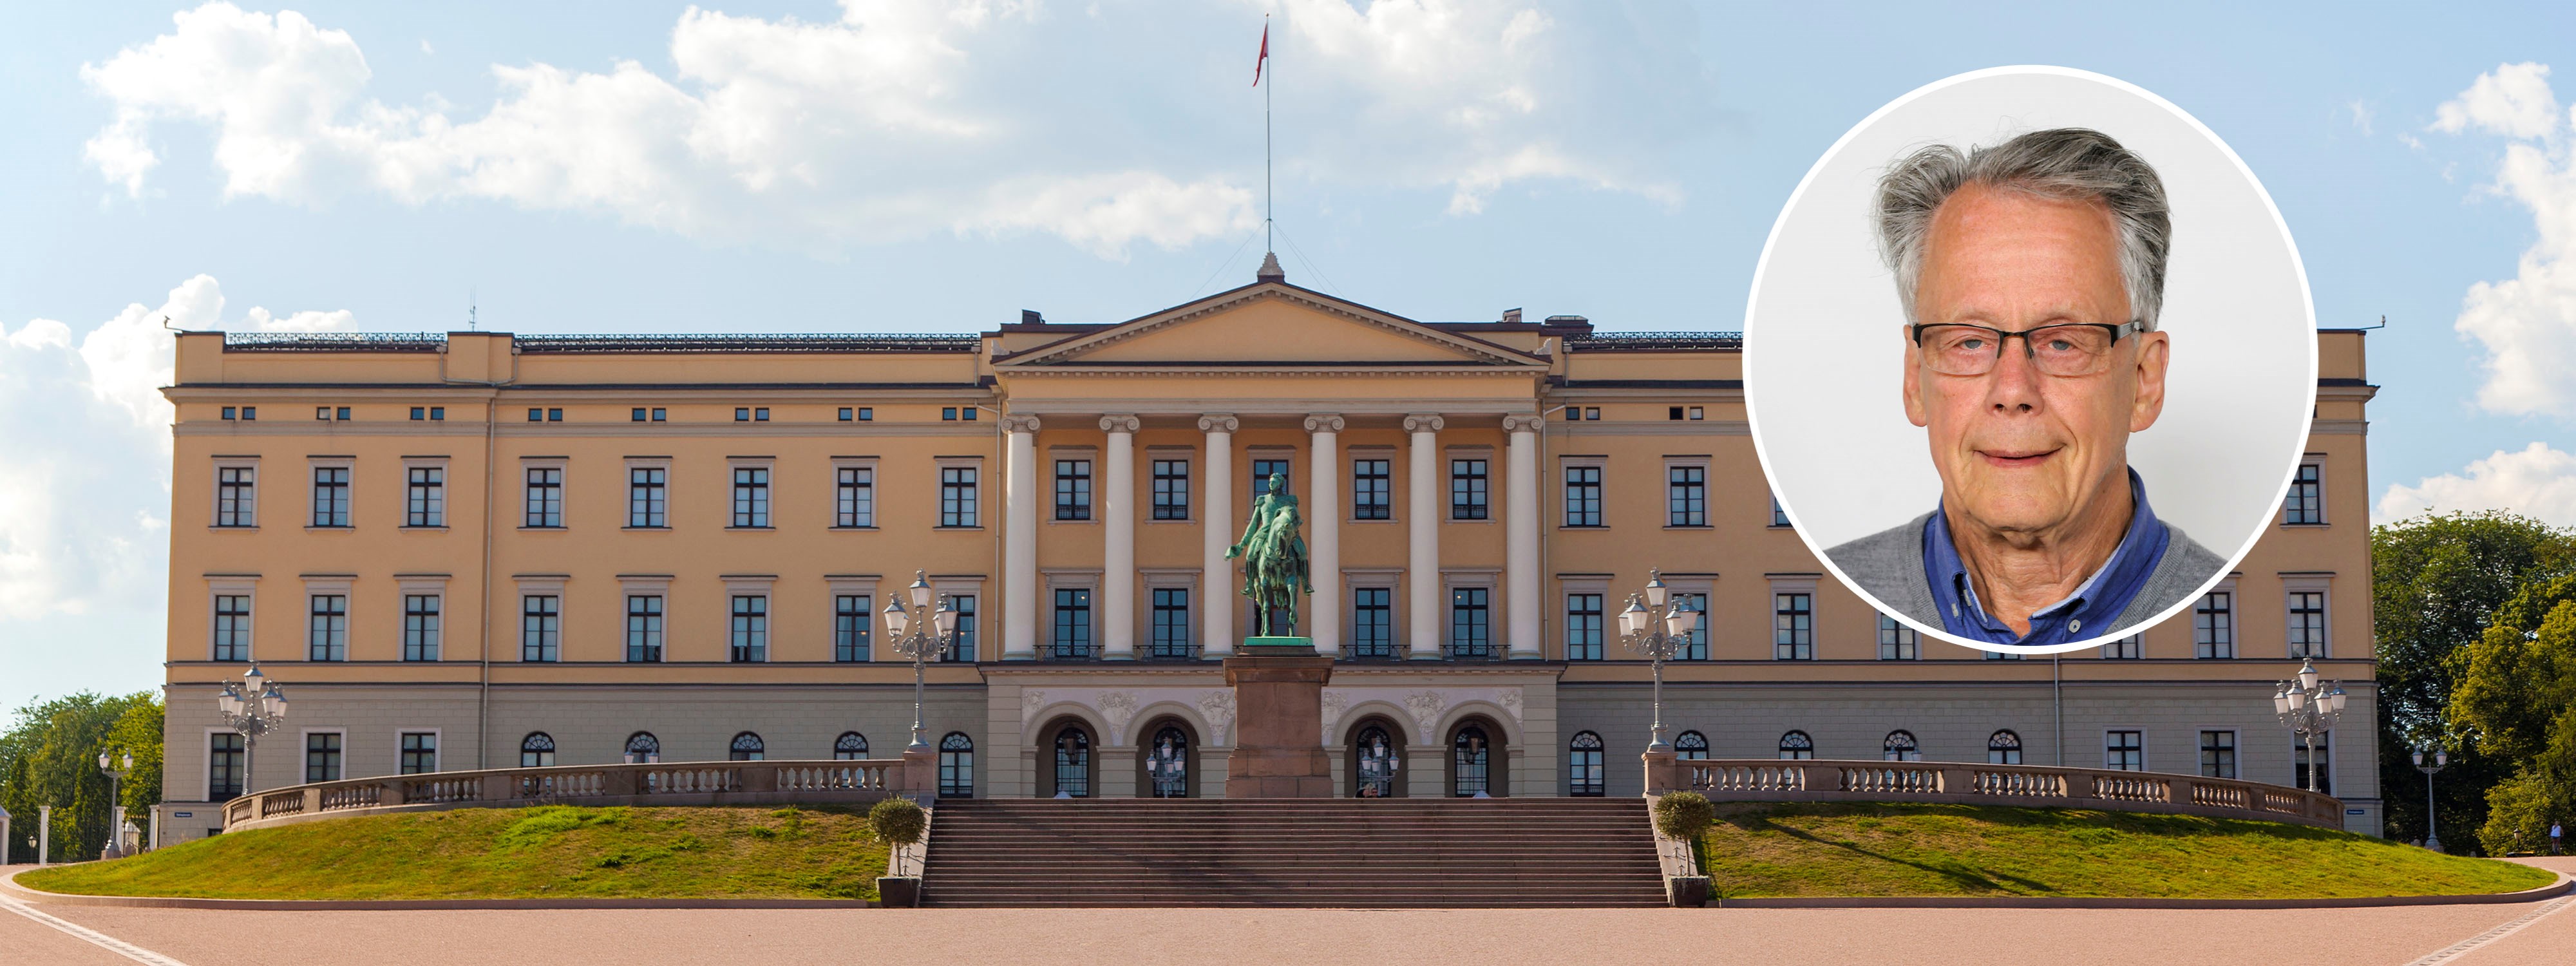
[2448,574,2576,854]
[0,692,163,864]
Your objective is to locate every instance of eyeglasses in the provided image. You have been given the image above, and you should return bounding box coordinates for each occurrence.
[1910,320,2145,377]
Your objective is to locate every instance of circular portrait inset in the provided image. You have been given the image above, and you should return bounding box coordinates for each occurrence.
[1745,66,2316,655]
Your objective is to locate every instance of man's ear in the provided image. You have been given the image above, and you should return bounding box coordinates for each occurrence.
[1901,325,1930,428]
[2128,328,2170,433]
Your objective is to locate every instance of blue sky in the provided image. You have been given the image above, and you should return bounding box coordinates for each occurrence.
[5,1,2575,707]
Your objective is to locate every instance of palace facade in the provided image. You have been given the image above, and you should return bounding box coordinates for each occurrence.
[153,263,2384,841]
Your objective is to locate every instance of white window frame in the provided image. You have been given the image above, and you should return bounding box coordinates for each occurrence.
[1560,577,1611,661]
[1348,447,1398,524]
[728,457,776,529]
[397,574,449,663]
[308,457,355,529]
[625,457,672,529]
[1769,575,1820,661]
[2195,576,2240,659]
[207,576,259,661]
[299,727,350,784]
[827,574,882,663]
[935,457,983,529]
[2103,727,2147,772]
[1444,446,1495,524]
[202,727,246,801]
[1663,456,1712,528]
[831,457,879,529]
[515,575,567,663]
[724,575,777,663]
[1043,569,1103,658]
[521,458,567,529]
[1661,575,1716,661]
[619,574,672,663]
[1051,446,1099,525]
[1141,569,1200,658]
[2282,454,2327,526]
[395,727,444,775]
[931,576,986,661]
[400,457,450,529]
[1345,567,1403,657]
[2284,574,2333,659]
[2196,726,2241,780]
[302,575,354,661]
[213,457,259,529]
[1146,448,1195,524]
[1559,455,1607,529]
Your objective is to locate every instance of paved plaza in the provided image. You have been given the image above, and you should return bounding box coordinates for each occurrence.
[4,860,2570,966]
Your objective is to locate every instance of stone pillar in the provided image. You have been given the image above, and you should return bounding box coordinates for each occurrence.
[1001,414,1042,659]
[1200,415,1238,656]
[1101,415,1140,659]
[1304,414,1344,656]
[1504,414,1543,659]
[1405,413,1444,659]
[1643,748,1680,795]
[1223,646,1336,797]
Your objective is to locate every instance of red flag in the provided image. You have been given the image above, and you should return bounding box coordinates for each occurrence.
[1253,24,1268,86]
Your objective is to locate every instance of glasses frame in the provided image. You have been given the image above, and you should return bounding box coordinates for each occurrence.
[1909,319,2146,377]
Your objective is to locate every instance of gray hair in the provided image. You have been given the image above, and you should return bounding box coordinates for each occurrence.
[1874,128,2172,330]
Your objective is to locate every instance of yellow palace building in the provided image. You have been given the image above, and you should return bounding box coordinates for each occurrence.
[152,259,2384,841]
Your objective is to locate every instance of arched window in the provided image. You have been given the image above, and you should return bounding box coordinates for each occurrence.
[1675,730,1710,761]
[520,732,556,768]
[1052,726,1092,797]
[1452,724,1492,797]
[1354,723,1400,798]
[938,732,974,798]
[833,732,869,761]
[1568,731,1605,797]
[1989,729,2023,765]
[1883,730,1920,762]
[729,731,764,761]
[1146,724,1191,798]
[623,731,659,764]
[1778,730,1814,760]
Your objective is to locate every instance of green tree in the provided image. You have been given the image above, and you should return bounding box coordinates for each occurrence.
[2448,574,2576,854]
[0,692,161,864]
[2372,511,2576,853]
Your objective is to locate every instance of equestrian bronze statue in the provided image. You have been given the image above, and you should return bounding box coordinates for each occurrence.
[1226,471,1312,637]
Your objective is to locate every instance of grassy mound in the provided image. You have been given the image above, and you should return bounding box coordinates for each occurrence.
[1696,802,2556,899]
[15,805,891,901]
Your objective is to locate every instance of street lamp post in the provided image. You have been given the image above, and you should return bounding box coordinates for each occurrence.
[214,663,289,800]
[1618,569,1703,753]
[2412,746,2450,853]
[2271,658,2346,794]
[97,751,133,859]
[883,570,961,755]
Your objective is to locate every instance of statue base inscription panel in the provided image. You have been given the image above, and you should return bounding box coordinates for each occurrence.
[1223,639,1335,798]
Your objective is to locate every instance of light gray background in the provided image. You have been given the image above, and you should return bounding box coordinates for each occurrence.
[1743,68,2316,649]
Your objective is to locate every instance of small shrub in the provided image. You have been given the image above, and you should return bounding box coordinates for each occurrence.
[1655,791,1716,842]
[869,798,927,848]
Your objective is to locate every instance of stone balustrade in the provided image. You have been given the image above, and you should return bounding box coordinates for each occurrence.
[222,753,931,833]
[1647,756,2343,829]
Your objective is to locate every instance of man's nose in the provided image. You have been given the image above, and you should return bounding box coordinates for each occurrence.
[1984,336,2044,413]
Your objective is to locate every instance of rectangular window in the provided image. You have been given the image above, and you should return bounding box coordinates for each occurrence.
[308,594,347,661]
[1054,459,1093,521]
[650,408,665,422]
[1564,465,1603,527]
[1251,458,1292,502]
[216,466,256,527]
[212,594,252,661]
[2294,732,2332,794]
[836,466,875,527]
[2285,462,2324,525]
[2194,591,2235,658]
[731,466,770,527]
[209,733,244,801]
[940,467,980,527]
[305,732,343,783]
[1774,592,1814,660]
[1352,459,1392,520]
[400,732,439,775]
[1352,587,1393,659]
[834,594,871,662]
[1052,588,1094,659]
[404,466,445,527]
[1674,592,1709,660]
[1450,458,1490,520]
[1877,613,1918,660]
[633,408,648,422]
[311,466,350,527]
[2101,635,2142,659]
[521,594,560,662]
[1566,592,1604,661]
[942,406,958,421]
[1770,494,1790,528]
[524,468,562,527]
[1667,466,1707,527]
[2199,730,2237,779]
[2288,591,2328,658]
[1151,459,1191,520]
[949,593,979,661]
[1450,587,1491,659]
[402,594,440,661]
[625,594,664,663]
[629,468,667,527]
[1150,587,1192,659]
[2105,730,2144,772]
[529,408,544,422]
[730,594,768,662]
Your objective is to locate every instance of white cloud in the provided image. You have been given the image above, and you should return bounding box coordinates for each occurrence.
[2435,63,2576,417]
[2378,442,2576,527]
[80,1,1709,256]
[2347,98,2374,135]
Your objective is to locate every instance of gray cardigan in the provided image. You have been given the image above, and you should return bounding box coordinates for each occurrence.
[1826,511,2226,636]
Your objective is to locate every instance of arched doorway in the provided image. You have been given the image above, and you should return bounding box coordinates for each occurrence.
[1037,719,1096,799]
[1447,718,1508,797]
[1347,717,1407,798]
[1135,718,1198,798]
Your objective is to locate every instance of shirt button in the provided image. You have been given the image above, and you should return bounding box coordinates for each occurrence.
[2069,619,2082,633]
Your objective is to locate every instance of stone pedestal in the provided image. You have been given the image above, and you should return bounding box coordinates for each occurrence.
[1224,639,1336,798]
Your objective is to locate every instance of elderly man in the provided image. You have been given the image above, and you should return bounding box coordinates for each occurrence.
[1828,128,2223,648]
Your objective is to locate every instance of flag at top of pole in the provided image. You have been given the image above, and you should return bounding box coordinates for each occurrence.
[1253,23,1269,86]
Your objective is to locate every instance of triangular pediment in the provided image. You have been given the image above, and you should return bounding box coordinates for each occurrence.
[996,282,1547,372]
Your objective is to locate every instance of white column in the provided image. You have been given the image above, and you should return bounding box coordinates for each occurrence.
[1405,413,1444,659]
[1504,414,1544,659]
[1101,415,1139,659]
[1304,414,1344,655]
[1002,414,1041,660]
[1200,414,1238,656]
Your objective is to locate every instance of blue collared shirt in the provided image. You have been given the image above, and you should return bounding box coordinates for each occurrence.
[1923,467,2169,647]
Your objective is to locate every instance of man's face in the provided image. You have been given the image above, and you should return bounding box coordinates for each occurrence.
[1902,183,2170,538]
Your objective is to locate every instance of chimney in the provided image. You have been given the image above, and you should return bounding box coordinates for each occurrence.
[1020,310,1043,325]
[1502,308,1523,325]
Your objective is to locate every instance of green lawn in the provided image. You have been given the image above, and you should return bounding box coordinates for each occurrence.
[15,805,892,901]
[1696,802,2556,899]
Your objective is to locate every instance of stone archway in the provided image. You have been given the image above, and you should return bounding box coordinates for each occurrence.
[1135,717,1201,798]
[1345,715,1409,799]
[1445,716,1509,797]
[1036,717,1099,799]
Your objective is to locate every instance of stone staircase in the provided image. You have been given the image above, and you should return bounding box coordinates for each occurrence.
[918,797,1669,907]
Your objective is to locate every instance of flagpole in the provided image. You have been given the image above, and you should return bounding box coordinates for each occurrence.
[1264,14,1273,256]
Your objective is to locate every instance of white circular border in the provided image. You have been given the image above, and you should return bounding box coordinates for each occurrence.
[1741,65,2321,656]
